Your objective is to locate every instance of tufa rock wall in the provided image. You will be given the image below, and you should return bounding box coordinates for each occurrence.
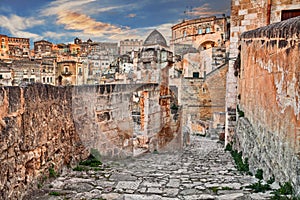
[235,16,300,194]
[0,83,182,199]
[0,84,88,200]
[72,83,182,158]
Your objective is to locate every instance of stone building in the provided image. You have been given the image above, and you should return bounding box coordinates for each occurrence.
[171,16,229,79]
[34,40,53,58]
[135,30,173,84]
[57,60,82,85]
[170,16,229,55]
[11,60,41,85]
[0,62,13,86]
[120,39,143,55]
[227,0,300,194]
[0,34,30,59]
[40,57,56,85]
[169,16,229,138]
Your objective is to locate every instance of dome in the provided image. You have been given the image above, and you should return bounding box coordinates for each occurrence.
[143,30,167,47]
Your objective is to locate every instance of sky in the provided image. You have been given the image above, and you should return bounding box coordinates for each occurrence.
[0,0,230,45]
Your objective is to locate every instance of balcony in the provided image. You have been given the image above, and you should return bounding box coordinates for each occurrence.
[61,71,72,76]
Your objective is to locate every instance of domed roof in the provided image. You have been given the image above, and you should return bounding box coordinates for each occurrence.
[143,30,167,47]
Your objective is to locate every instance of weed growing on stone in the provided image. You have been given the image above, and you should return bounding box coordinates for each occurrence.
[271,182,300,200]
[79,155,102,167]
[237,105,245,118]
[221,186,233,190]
[255,169,264,180]
[225,143,251,174]
[37,183,43,189]
[246,181,271,193]
[49,191,60,196]
[210,186,219,194]
[246,169,273,193]
[48,166,57,178]
[267,176,275,185]
[73,165,86,171]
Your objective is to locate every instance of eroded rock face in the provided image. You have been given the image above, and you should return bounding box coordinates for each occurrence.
[0,84,88,200]
[236,16,300,194]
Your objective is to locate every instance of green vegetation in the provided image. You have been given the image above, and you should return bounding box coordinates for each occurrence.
[255,169,264,180]
[271,182,299,199]
[49,191,60,196]
[225,143,250,173]
[237,105,245,118]
[48,165,57,178]
[73,149,104,171]
[246,181,271,193]
[79,158,102,167]
[210,187,219,194]
[221,186,233,190]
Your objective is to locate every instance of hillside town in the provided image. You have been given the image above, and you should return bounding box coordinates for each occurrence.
[0,0,300,199]
[0,15,229,87]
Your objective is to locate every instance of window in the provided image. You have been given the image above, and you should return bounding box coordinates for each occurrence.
[198,28,202,34]
[78,67,82,74]
[281,9,300,21]
[43,77,45,83]
[206,27,211,33]
[183,30,187,37]
[50,77,53,83]
[193,72,199,78]
[64,67,69,73]
[0,74,3,79]
[47,77,50,83]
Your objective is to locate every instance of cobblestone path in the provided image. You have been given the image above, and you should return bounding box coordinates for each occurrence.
[27,136,275,200]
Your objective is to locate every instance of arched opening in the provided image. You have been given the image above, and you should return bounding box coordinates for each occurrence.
[199,41,216,51]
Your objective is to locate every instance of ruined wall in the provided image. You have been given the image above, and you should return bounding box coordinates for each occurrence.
[72,83,182,158]
[235,16,300,194]
[0,82,182,199]
[181,64,228,135]
[0,84,87,200]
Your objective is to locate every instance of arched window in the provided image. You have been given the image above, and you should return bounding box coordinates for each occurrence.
[206,27,211,33]
[198,27,202,34]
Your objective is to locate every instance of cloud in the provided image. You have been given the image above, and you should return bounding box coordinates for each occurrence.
[0,14,43,40]
[127,13,137,18]
[41,0,96,16]
[56,11,125,36]
[185,3,224,17]
[42,31,67,39]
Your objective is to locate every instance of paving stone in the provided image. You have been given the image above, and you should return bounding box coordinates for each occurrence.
[216,193,245,200]
[115,181,141,190]
[163,188,179,197]
[27,136,277,199]
[146,187,164,194]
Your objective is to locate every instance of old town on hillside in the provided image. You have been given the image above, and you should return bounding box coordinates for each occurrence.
[0,0,300,199]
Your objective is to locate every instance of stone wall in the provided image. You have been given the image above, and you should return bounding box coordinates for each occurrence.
[180,64,228,136]
[0,84,87,200]
[235,16,300,194]
[0,82,182,199]
[226,0,300,144]
[72,83,182,158]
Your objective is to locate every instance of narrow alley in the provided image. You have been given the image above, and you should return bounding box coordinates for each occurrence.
[26,136,274,200]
